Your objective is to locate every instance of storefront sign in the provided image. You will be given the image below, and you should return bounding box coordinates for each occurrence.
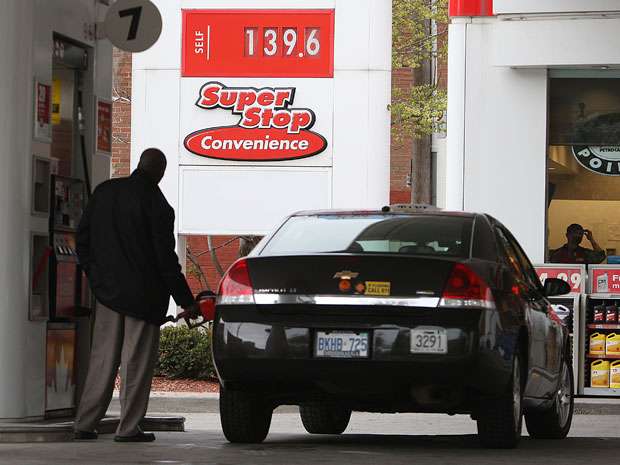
[535,265,585,293]
[572,146,620,176]
[591,267,620,294]
[183,82,327,162]
[182,10,334,78]
[34,81,52,142]
[96,99,112,154]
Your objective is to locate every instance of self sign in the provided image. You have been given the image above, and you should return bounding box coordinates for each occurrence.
[182,9,335,78]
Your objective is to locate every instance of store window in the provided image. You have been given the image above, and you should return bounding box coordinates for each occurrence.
[547,72,620,264]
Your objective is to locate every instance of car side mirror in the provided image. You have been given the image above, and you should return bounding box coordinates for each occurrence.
[543,278,571,297]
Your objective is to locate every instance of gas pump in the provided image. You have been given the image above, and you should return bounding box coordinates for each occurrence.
[44,35,97,417]
[48,175,90,320]
[45,174,92,417]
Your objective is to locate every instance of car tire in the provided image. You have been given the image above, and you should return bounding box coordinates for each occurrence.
[299,402,352,434]
[219,388,272,443]
[525,356,574,439]
[477,353,523,449]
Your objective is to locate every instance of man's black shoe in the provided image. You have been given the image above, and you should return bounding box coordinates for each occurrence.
[74,430,98,440]
[114,432,156,443]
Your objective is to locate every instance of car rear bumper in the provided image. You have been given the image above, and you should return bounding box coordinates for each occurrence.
[212,304,517,412]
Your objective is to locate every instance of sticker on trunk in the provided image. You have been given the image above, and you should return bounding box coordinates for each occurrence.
[365,281,391,296]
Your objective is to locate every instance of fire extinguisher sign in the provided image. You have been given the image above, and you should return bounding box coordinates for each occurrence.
[181,9,335,78]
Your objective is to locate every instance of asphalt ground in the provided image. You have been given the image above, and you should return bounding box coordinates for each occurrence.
[1,408,619,465]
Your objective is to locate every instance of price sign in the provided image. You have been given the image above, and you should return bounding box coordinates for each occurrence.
[535,265,585,293]
[182,10,335,78]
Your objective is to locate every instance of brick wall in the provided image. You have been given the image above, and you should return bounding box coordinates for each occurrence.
[390,67,415,204]
[111,48,132,178]
[186,235,241,294]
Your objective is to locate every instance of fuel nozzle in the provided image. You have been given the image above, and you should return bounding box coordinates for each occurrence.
[165,290,216,329]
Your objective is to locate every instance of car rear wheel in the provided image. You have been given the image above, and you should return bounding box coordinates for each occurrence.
[525,356,574,439]
[220,388,272,443]
[299,402,352,434]
[477,353,523,449]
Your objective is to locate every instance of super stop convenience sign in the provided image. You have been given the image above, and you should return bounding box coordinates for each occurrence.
[182,10,335,78]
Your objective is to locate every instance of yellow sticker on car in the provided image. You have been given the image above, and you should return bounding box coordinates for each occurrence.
[365,281,391,296]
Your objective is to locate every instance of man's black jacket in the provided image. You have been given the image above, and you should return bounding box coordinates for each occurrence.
[76,169,194,325]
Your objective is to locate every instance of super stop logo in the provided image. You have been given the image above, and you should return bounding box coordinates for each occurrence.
[183,82,328,162]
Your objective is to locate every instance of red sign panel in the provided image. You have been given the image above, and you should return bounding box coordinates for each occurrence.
[36,83,51,126]
[591,268,620,294]
[96,100,112,153]
[34,82,52,141]
[183,82,327,161]
[182,9,335,78]
[449,0,493,17]
[535,265,584,293]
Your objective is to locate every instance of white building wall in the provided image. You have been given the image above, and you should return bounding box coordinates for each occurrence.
[132,0,391,237]
[447,10,620,263]
[0,0,112,420]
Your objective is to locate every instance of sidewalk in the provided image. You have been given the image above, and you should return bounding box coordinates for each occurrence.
[111,391,620,416]
[2,393,620,443]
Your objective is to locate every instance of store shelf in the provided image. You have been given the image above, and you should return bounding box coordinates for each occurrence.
[583,387,620,396]
[587,353,620,359]
[587,324,620,330]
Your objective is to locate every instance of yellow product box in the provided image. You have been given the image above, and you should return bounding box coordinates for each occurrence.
[590,332,606,356]
[606,333,620,355]
[611,361,620,389]
[591,360,610,388]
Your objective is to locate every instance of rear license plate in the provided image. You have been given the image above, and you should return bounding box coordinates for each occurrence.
[410,327,447,354]
[314,331,369,358]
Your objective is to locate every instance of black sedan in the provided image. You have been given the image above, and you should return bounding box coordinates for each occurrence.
[212,205,574,448]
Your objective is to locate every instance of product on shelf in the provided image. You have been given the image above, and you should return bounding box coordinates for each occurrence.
[597,274,609,293]
[591,360,610,388]
[607,333,620,354]
[594,305,606,322]
[590,332,606,355]
[606,305,619,323]
[611,361,620,389]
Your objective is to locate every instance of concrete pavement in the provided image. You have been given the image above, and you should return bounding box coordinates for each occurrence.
[1,409,619,465]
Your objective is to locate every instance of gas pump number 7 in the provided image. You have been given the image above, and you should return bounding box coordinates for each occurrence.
[244,27,321,58]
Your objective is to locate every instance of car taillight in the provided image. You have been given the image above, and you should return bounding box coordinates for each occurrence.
[439,263,495,309]
[217,259,255,305]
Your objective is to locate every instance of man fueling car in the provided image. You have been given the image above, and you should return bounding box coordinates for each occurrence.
[73,148,208,442]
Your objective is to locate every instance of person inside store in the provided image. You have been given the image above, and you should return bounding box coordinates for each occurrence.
[550,223,606,264]
[73,148,200,442]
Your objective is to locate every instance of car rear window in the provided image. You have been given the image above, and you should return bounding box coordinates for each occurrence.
[260,214,474,257]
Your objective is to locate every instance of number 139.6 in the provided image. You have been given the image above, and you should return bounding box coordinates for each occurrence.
[245,27,321,57]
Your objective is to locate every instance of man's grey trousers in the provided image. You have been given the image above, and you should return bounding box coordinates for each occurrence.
[74,302,160,437]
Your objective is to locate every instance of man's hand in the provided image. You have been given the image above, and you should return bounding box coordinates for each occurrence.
[584,229,605,254]
[182,302,201,319]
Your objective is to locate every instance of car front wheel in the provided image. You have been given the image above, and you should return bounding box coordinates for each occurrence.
[220,388,272,443]
[477,353,523,449]
[525,356,574,439]
[300,402,351,434]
